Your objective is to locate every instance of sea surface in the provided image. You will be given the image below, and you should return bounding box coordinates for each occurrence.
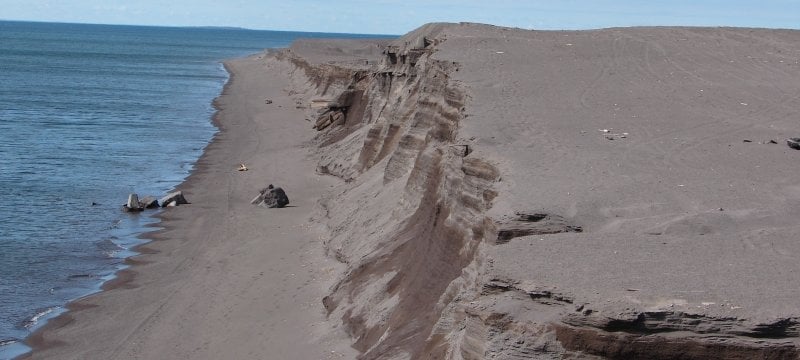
[0,20,389,358]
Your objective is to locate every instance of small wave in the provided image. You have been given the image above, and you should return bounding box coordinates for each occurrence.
[22,307,54,329]
[107,219,122,230]
[0,339,17,347]
[94,237,125,258]
[67,274,95,280]
[0,338,30,360]
[96,237,122,249]
[102,249,121,258]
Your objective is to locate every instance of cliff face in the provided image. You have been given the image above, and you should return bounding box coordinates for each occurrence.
[283,24,501,359]
[276,23,800,359]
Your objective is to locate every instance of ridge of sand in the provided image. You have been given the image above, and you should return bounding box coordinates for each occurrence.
[23,54,357,359]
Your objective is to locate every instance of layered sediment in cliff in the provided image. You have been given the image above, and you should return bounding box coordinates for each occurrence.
[275,23,800,359]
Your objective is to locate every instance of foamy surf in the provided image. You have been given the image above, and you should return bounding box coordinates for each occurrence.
[22,307,55,329]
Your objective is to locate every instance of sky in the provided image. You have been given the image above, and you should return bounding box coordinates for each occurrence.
[1,0,799,35]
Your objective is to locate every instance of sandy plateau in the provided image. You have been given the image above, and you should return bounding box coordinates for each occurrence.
[25,23,800,359]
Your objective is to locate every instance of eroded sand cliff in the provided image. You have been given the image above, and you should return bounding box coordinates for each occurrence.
[279,23,800,359]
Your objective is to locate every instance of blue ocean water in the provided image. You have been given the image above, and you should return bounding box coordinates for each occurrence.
[0,21,388,358]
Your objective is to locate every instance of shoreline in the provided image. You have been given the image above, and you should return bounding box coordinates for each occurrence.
[13,63,237,360]
[21,53,356,359]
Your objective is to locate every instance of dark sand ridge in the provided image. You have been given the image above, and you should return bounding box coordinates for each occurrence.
[23,23,800,359]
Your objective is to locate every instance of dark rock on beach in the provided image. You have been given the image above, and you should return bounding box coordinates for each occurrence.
[159,191,188,207]
[250,184,289,208]
[123,193,143,212]
[138,196,159,209]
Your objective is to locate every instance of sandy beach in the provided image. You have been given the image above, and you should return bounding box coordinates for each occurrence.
[24,54,358,359]
[23,23,800,359]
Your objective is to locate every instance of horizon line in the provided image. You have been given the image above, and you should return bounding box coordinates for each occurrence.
[0,18,400,37]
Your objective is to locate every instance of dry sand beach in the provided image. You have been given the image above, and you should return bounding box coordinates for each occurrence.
[25,23,800,359]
